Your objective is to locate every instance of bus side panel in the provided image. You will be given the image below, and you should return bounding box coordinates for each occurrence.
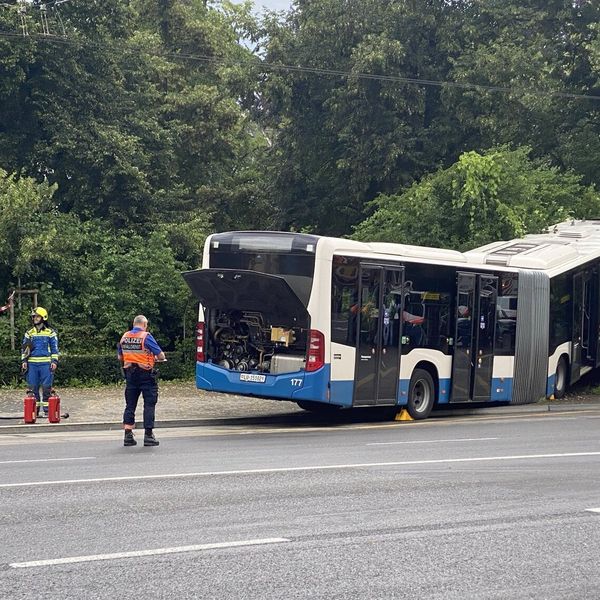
[291,365,331,403]
[546,342,571,396]
[490,356,514,401]
[328,342,356,407]
[397,350,452,406]
[329,381,354,407]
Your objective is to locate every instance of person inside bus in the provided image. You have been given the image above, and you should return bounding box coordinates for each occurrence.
[456,305,471,346]
[382,302,395,347]
[347,296,377,345]
[402,308,426,346]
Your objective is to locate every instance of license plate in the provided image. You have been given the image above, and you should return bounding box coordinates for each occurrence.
[240,373,266,383]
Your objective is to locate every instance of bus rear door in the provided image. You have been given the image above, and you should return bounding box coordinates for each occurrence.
[353,265,404,406]
[451,272,498,402]
[571,271,583,384]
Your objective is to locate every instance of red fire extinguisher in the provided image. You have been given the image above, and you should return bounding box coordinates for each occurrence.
[48,390,61,423]
[23,390,37,424]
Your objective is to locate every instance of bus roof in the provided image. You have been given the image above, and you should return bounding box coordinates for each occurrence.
[205,220,600,274]
[465,219,600,271]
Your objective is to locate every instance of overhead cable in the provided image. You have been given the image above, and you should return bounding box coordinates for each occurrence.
[0,30,598,102]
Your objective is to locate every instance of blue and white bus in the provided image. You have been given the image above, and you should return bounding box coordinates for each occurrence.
[182,220,600,418]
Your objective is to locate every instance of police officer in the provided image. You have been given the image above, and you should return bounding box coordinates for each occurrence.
[118,315,166,447]
[21,307,59,417]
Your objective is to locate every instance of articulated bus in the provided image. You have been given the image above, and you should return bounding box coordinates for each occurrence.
[182,220,600,419]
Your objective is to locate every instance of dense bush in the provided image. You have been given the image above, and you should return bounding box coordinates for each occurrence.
[0,352,193,387]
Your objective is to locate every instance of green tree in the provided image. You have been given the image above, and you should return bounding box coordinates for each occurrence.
[257,0,481,235]
[0,168,57,285]
[447,0,600,187]
[352,147,600,250]
[0,0,268,234]
[258,0,600,236]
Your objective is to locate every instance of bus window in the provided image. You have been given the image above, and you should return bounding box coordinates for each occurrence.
[331,255,360,345]
[403,289,451,350]
[402,264,453,353]
[210,247,316,306]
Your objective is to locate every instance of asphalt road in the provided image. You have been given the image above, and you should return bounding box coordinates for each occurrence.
[1,409,600,599]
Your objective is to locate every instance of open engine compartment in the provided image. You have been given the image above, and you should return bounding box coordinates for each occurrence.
[207,309,307,374]
[182,267,313,375]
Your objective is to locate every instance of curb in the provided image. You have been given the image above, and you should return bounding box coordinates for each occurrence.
[432,402,600,417]
[0,414,308,435]
[1,402,599,435]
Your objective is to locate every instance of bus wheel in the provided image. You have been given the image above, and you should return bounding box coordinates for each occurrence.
[407,369,435,420]
[296,400,340,414]
[554,357,568,399]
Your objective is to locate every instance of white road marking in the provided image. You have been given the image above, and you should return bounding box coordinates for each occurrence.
[9,538,290,568]
[586,508,600,514]
[367,437,498,446]
[1,451,600,489]
[0,457,95,465]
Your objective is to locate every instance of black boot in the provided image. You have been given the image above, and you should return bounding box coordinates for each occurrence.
[124,430,137,447]
[144,429,159,447]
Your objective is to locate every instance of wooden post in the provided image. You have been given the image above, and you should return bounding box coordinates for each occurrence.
[9,292,15,351]
[7,288,39,351]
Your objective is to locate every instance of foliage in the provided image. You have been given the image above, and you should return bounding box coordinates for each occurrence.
[0,0,269,233]
[446,1,600,186]
[0,169,58,280]
[0,1,267,354]
[258,0,600,235]
[0,351,192,386]
[1,0,600,354]
[352,147,600,250]
[0,210,197,352]
[258,0,463,234]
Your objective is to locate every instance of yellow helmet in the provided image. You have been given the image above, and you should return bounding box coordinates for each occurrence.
[31,307,48,320]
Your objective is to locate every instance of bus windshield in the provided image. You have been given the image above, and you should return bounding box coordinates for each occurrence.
[208,232,318,306]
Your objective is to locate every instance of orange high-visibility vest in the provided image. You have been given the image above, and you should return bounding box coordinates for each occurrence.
[120,330,155,370]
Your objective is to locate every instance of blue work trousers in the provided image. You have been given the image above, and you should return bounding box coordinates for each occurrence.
[26,362,54,411]
[123,367,158,429]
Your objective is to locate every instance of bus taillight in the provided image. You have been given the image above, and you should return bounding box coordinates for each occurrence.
[196,322,206,362]
[306,329,324,372]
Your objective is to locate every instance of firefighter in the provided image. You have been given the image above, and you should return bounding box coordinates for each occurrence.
[21,307,59,417]
[118,315,166,447]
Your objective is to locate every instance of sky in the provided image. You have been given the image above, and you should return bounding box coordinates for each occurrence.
[249,0,292,13]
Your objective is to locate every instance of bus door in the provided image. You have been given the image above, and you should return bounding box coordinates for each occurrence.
[353,265,404,406]
[571,272,583,384]
[450,273,498,402]
[581,270,597,368]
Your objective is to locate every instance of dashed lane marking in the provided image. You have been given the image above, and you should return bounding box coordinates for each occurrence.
[1,451,600,489]
[367,437,498,446]
[9,538,290,568]
[0,457,95,465]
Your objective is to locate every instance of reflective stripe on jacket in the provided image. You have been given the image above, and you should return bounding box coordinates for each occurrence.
[119,330,155,370]
[21,327,59,363]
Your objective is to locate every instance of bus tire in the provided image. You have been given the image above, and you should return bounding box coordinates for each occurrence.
[296,400,340,414]
[407,369,435,420]
[554,356,568,399]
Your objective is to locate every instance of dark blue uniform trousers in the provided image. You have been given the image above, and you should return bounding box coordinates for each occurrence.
[123,366,158,429]
[26,362,54,413]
